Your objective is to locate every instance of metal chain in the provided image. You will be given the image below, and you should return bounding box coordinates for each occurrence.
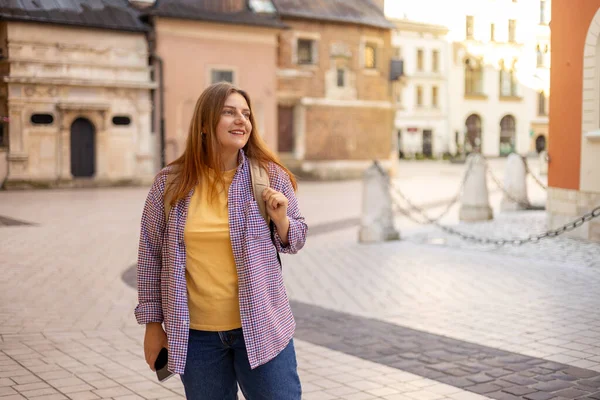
[382,167,600,246]
[523,158,548,190]
[486,167,532,209]
[389,158,475,224]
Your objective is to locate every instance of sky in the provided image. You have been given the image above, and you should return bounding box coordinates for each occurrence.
[384,0,460,26]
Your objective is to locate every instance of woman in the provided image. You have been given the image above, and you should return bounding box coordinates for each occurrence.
[135,82,307,399]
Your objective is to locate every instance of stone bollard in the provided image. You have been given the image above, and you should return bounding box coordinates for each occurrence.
[359,161,401,243]
[539,150,548,176]
[459,154,493,222]
[500,153,530,211]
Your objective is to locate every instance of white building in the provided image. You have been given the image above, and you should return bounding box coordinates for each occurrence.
[530,0,551,154]
[391,20,450,159]
[386,0,541,157]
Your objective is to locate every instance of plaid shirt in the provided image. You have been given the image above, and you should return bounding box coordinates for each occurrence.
[135,150,307,374]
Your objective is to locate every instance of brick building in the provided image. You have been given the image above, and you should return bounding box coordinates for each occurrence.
[273,0,396,179]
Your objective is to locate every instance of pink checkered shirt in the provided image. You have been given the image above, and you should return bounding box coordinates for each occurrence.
[134,150,307,374]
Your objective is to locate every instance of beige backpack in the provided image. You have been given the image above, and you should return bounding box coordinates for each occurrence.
[163,158,269,224]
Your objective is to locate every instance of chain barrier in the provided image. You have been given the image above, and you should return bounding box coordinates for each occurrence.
[523,157,548,190]
[384,160,600,246]
[390,157,473,224]
[486,167,532,210]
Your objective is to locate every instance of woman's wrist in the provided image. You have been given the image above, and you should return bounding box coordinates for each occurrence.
[274,216,289,230]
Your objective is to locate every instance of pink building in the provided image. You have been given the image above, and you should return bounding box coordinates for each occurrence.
[143,0,285,165]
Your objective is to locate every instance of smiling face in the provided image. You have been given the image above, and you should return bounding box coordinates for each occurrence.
[215,92,252,159]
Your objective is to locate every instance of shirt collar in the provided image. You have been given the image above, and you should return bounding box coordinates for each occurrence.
[237,149,247,172]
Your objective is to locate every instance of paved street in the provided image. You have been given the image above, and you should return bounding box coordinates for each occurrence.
[1,158,599,400]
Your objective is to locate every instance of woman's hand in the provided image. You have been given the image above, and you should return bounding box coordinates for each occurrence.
[262,188,288,225]
[262,188,290,245]
[144,322,168,371]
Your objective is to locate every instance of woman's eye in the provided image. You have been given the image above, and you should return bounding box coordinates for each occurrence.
[223,110,234,115]
[243,113,251,119]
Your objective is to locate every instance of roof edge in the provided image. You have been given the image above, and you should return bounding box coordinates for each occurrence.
[0,15,149,33]
[278,12,394,30]
[389,18,449,33]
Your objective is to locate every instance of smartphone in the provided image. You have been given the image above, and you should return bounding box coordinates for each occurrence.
[154,347,174,382]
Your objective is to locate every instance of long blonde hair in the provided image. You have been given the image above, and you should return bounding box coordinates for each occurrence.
[167,82,297,205]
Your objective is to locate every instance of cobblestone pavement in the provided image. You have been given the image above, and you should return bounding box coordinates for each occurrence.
[0,184,493,400]
[283,225,600,372]
[1,158,599,400]
[405,212,600,268]
[292,301,600,400]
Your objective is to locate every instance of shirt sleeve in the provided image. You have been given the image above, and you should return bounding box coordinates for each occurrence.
[134,172,167,325]
[270,164,308,254]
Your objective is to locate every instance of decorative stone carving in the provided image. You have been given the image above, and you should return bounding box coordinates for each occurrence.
[330,42,352,59]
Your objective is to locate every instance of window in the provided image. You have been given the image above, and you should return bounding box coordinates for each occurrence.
[540,0,547,24]
[508,20,516,43]
[337,69,345,87]
[248,0,276,13]
[499,60,518,97]
[211,69,234,84]
[538,91,547,115]
[30,113,54,125]
[417,49,424,71]
[536,45,544,67]
[466,16,474,39]
[364,43,377,69]
[490,23,496,42]
[416,86,423,106]
[432,50,439,72]
[432,86,439,107]
[112,116,131,126]
[465,114,482,152]
[297,39,315,65]
[465,58,483,95]
[395,83,403,104]
[499,115,516,156]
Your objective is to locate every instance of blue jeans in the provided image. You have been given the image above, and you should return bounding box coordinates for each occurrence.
[181,329,301,400]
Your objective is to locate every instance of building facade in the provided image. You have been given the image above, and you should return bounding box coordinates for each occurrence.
[0,1,155,188]
[530,0,551,154]
[446,0,538,157]
[144,0,284,165]
[273,0,396,179]
[546,0,600,242]
[391,20,450,159]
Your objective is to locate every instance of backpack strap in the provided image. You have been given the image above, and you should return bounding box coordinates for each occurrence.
[249,158,281,266]
[249,158,270,225]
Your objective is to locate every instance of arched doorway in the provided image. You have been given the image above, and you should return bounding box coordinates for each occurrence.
[465,114,482,153]
[70,118,95,177]
[499,115,516,156]
[535,135,546,153]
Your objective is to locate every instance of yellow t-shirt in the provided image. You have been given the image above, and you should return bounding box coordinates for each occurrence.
[184,168,241,331]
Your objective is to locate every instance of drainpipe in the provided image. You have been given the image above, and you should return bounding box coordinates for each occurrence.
[145,17,165,169]
[150,53,165,169]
